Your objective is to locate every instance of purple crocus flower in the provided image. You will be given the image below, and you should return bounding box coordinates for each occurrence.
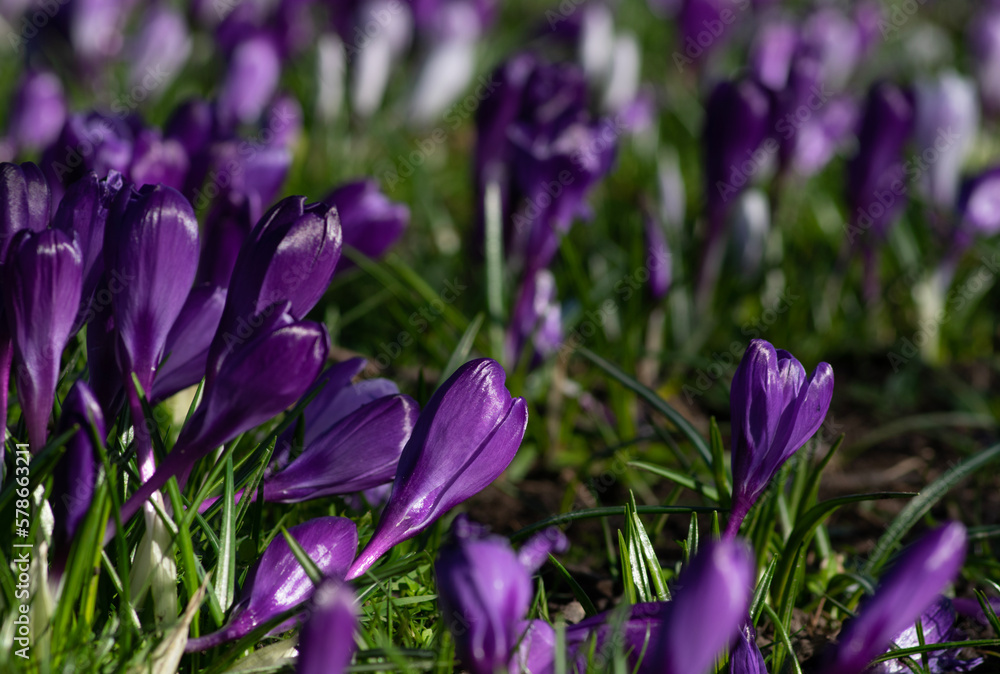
[126,5,190,94]
[872,596,982,674]
[913,72,979,210]
[4,229,83,449]
[8,70,67,153]
[262,393,419,502]
[845,82,915,244]
[296,579,359,674]
[110,304,330,530]
[324,179,409,271]
[725,339,834,538]
[195,198,252,288]
[104,183,199,478]
[53,171,125,326]
[644,214,671,299]
[42,112,133,197]
[652,539,755,674]
[565,603,666,673]
[186,516,358,651]
[956,166,1000,252]
[206,196,341,381]
[678,0,737,66]
[799,6,864,91]
[217,32,283,130]
[50,380,105,578]
[0,162,51,443]
[821,522,967,674]
[730,622,767,674]
[150,283,228,402]
[505,269,562,367]
[435,516,567,674]
[129,129,189,191]
[346,358,528,579]
[750,20,799,92]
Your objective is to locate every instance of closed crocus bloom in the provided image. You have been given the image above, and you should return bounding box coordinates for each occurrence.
[846,82,915,242]
[645,214,671,299]
[474,52,536,188]
[822,523,967,674]
[435,516,567,674]
[726,340,834,538]
[104,183,199,478]
[217,33,282,129]
[150,283,228,402]
[70,0,130,63]
[347,359,528,579]
[654,540,755,674]
[913,72,978,209]
[296,580,358,674]
[750,20,799,92]
[112,305,329,529]
[207,196,341,379]
[970,5,1000,114]
[53,171,125,317]
[350,0,413,117]
[703,78,771,228]
[730,622,767,674]
[5,229,83,449]
[506,269,562,367]
[262,393,419,502]
[186,517,359,651]
[50,380,105,578]
[800,6,862,91]
[44,112,133,194]
[790,96,858,177]
[0,162,51,255]
[873,596,982,674]
[165,98,216,162]
[324,179,409,271]
[679,0,736,64]
[8,70,66,152]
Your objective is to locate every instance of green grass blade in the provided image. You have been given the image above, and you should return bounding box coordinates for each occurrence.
[863,442,1000,575]
[709,417,731,509]
[510,505,722,542]
[579,347,712,467]
[440,312,485,381]
[628,461,720,502]
[548,554,598,617]
[216,455,237,613]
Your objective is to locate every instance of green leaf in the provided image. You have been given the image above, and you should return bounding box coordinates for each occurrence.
[628,461,720,502]
[548,554,598,617]
[774,492,913,608]
[863,442,1000,575]
[216,455,237,613]
[578,347,712,467]
[483,180,506,361]
[440,312,485,381]
[280,527,324,586]
[709,417,731,509]
[510,505,722,542]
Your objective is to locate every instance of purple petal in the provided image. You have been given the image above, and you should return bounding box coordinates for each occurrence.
[517,527,569,574]
[104,183,200,393]
[151,283,228,402]
[217,33,282,129]
[822,523,968,674]
[4,229,83,448]
[958,166,1000,239]
[873,596,982,674]
[565,603,665,672]
[129,130,189,191]
[186,517,358,651]
[655,540,755,674]
[913,72,978,209]
[347,359,527,579]
[324,179,409,271]
[730,622,768,674]
[0,162,51,261]
[510,619,556,674]
[263,394,419,502]
[296,580,358,674]
[126,6,190,93]
[195,197,253,288]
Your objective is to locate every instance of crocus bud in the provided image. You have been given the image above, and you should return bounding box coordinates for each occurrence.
[150,283,228,403]
[165,99,216,161]
[50,380,105,577]
[350,0,413,117]
[206,196,341,380]
[913,72,978,209]
[112,305,329,529]
[872,596,982,674]
[750,20,799,92]
[800,6,863,91]
[505,269,562,367]
[845,82,915,242]
[296,580,358,674]
[4,229,83,449]
[346,359,528,579]
[822,522,967,674]
[730,622,767,674]
[262,393,419,502]
[654,540,755,674]
[8,70,66,152]
[703,79,771,229]
[104,183,199,477]
[43,112,133,193]
[726,340,834,538]
[53,171,125,317]
[679,0,737,64]
[435,516,568,674]
[645,214,671,299]
[324,179,409,271]
[186,517,359,651]
[217,33,282,129]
